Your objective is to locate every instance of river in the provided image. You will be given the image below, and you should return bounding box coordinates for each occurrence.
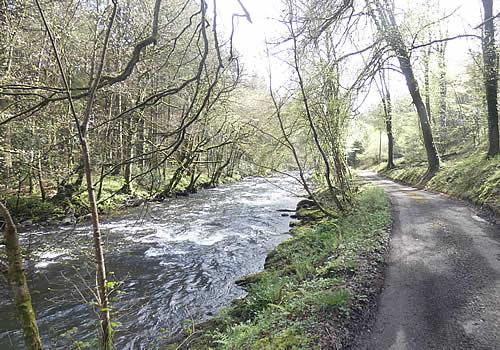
[0,175,302,349]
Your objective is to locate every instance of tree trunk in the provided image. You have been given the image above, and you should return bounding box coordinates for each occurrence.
[29,151,34,194]
[437,43,448,155]
[378,129,382,163]
[37,154,46,201]
[482,0,499,157]
[399,54,440,174]
[34,1,116,348]
[0,202,43,350]
[371,0,440,175]
[381,74,395,169]
[4,125,12,181]
[80,138,113,350]
[137,115,145,170]
[424,43,433,124]
[122,113,133,194]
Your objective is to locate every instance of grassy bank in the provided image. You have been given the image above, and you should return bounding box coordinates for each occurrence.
[1,176,145,223]
[167,186,391,349]
[2,173,241,224]
[376,151,500,216]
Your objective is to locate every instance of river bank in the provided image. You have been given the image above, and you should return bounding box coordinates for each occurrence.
[1,175,302,349]
[167,185,391,349]
[4,174,242,228]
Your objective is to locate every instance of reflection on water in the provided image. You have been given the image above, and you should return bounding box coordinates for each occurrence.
[0,175,302,349]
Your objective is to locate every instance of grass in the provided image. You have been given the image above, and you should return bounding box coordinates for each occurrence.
[166,186,391,349]
[377,150,500,215]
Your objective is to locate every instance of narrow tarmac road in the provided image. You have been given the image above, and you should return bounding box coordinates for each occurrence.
[355,171,500,350]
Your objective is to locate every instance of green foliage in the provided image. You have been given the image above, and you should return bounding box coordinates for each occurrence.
[169,187,391,349]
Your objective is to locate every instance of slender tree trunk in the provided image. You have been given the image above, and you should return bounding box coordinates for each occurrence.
[116,94,124,176]
[378,129,382,162]
[381,74,395,169]
[97,164,106,201]
[37,154,46,201]
[80,138,112,349]
[482,0,499,157]
[437,43,448,155]
[29,151,34,194]
[122,112,133,194]
[268,60,337,217]
[289,12,343,210]
[0,203,43,350]
[34,1,117,348]
[4,125,12,181]
[424,43,432,124]
[137,115,145,170]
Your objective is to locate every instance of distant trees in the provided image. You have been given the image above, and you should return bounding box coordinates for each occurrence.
[355,0,498,170]
[0,0,250,205]
[347,141,365,168]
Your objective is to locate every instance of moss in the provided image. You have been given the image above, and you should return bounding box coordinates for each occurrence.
[167,186,391,349]
[295,207,325,221]
[380,165,427,184]
[2,195,64,222]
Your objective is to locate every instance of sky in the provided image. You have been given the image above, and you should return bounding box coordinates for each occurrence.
[216,0,286,83]
[216,0,490,104]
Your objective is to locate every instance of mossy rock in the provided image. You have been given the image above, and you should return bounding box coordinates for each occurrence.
[296,208,325,221]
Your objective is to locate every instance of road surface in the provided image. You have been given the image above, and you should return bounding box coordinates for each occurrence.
[355,171,500,350]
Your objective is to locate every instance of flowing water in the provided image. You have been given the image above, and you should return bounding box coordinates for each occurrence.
[0,175,302,349]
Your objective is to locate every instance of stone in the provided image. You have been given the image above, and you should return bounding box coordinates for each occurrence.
[61,214,76,225]
[296,199,316,210]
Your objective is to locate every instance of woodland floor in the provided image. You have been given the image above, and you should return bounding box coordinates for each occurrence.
[353,171,500,350]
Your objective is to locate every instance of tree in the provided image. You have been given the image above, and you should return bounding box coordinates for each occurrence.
[379,69,395,169]
[481,0,499,157]
[347,140,365,167]
[34,0,119,347]
[368,0,440,178]
[0,202,42,350]
[436,40,448,155]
